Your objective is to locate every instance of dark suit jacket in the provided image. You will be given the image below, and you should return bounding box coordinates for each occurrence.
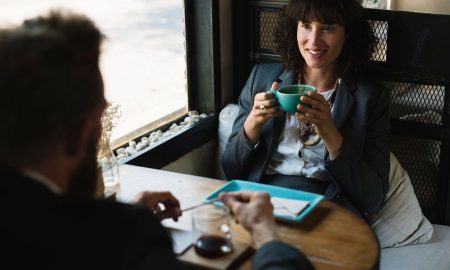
[222,63,390,216]
[1,166,313,270]
[2,166,180,270]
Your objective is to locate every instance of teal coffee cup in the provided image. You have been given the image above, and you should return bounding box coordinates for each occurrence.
[269,84,316,113]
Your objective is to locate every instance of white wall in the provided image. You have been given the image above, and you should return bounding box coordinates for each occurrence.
[390,0,450,14]
[162,139,218,178]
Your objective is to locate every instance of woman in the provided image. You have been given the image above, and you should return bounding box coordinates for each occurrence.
[221,0,390,217]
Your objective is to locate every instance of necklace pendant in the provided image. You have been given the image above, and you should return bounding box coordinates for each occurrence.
[300,133,321,146]
[299,124,321,146]
[296,75,338,147]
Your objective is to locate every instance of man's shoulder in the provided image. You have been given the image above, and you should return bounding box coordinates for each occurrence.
[65,198,162,230]
[56,199,173,261]
[3,193,173,269]
[345,74,385,99]
[5,201,175,270]
[66,200,175,268]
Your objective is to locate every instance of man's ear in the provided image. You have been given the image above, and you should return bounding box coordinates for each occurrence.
[65,119,94,159]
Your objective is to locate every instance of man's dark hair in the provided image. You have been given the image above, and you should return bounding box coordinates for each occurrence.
[275,0,375,79]
[0,10,105,165]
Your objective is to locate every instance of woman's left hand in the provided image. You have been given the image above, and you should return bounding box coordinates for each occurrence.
[295,91,343,159]
[296,91,335,136]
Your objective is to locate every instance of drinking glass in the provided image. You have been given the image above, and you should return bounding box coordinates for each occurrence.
[192,203,233,257]
[100,149,120,187]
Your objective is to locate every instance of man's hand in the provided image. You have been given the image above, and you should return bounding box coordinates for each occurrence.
[219,191,278,248]
[132,191,182,221]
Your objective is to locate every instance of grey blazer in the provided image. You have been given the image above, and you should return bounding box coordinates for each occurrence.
[221,63,390,216]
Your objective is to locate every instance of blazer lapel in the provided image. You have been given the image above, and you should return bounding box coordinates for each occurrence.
[274,69,356,132]
[276,70,356,131]
[258,69,294,179]
[271,69,295,144]
[278,69,295,87]
[332,78,356,131]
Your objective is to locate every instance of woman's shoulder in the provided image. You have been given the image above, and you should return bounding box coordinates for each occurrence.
[253,62,283,70]
[347,73,385,96]
[251,62,284,77]
[346,75,388,108]
[248,62,286,87]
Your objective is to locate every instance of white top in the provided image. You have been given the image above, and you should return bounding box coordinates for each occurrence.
[21,169,61,194]
[265,89,335,181]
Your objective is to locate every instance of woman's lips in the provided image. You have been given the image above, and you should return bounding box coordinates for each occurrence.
[307,49,326,57]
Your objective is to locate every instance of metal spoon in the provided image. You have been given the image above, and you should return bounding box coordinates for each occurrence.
[181,198,221,212]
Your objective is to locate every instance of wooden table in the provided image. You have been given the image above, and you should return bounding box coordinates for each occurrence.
[114,164,379,270]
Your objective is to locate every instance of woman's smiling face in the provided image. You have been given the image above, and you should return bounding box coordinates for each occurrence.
[297,20,346,72]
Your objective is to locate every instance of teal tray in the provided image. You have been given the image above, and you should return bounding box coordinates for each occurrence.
[204,180,324,222]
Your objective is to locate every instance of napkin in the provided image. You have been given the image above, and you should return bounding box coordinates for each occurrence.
[271,197,309,218]
[168,228,194,255]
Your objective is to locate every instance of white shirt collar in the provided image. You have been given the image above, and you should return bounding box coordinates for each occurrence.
[21,169,62,195]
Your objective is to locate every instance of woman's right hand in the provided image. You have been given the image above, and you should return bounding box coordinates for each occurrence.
[243,82,280,145]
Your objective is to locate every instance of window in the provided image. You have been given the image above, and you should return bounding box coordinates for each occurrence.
[390,0,450,14]
[0,0,188,145]
[361,0,389,10]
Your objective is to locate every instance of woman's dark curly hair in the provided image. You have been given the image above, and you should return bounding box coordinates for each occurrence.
[275,0,375,78]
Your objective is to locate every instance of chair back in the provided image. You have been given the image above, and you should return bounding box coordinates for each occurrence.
[232,2,450,225]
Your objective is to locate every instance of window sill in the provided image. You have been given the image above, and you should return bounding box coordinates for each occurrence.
[110,107,188,150]
[118,114,217,169]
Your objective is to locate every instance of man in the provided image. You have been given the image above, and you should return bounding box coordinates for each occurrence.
[0,10,313,270]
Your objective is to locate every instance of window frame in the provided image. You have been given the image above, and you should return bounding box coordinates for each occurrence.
[119,0,222,169]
